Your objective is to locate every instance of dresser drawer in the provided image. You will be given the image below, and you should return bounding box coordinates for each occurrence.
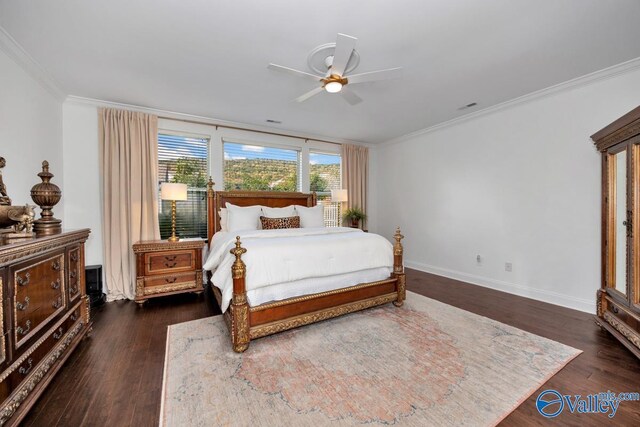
[14,289,65,349]
[11,253,66,350]
[7,328,57,393]
[67,246,82,302]
[14,254,64,301]
[144,250,195,275]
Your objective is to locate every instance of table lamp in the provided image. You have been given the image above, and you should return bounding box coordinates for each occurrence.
[161,183,188,242]
[331,189,348,225]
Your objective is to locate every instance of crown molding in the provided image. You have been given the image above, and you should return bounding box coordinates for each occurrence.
[0,24,65,101]
[65,95,373,148]
[382,56,640,148]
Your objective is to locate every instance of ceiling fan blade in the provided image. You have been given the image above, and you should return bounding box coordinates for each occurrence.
[268,63,323,81]
[331,33,357,76]
[341,88,363,105]
[295,86,324,103]
[346,67,403,84]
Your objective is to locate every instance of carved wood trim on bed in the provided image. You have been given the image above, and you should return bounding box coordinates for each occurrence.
[205,178,405,352]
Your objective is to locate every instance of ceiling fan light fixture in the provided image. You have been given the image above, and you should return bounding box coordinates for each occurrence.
[325,81,343,93]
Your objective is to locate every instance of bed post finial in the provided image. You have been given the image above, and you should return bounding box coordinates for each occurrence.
[230,236,250,352]
[231,236,247,280]
[207,177,216,243]
[393,227,406,307]
[393,227,404,271]
[207,177,215,197]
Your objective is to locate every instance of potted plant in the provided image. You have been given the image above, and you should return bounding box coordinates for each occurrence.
[342,207,367,229]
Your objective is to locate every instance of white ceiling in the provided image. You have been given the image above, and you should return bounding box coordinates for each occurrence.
[1,0,640,143]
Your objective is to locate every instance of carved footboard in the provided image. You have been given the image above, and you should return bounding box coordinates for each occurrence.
[224,228,406,353]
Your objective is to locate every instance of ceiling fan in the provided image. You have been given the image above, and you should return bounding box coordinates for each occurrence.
[268,33,402,105]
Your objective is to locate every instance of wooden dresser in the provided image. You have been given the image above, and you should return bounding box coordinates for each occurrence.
[133,238,205,305]
[0,229,92,425]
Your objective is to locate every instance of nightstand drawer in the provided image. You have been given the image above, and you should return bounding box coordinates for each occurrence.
[144,250,195,275]
[142,272,198,295]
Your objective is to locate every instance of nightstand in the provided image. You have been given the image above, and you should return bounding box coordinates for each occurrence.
[132,238,206,306]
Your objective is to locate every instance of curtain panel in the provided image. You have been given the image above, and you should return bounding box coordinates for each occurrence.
[99,108,160,301]
[341,144,369,228]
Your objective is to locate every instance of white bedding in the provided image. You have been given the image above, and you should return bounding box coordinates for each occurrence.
[246,267,392,307]
[204,227,394,312]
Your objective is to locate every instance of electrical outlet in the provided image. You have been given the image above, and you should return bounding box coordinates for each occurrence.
[505,262,512,272]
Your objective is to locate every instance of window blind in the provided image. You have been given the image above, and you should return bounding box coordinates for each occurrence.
[158,133,209,240]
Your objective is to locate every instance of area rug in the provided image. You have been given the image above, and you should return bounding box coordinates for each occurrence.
[160,291,581,426]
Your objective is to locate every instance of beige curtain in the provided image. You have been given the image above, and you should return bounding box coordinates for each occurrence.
[99,108,160,301]
[341,144,369,228]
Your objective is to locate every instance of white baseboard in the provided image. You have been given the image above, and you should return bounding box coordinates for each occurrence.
[405,260,596,314]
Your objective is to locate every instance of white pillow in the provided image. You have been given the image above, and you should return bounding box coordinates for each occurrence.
[262,206,296,218]
[225,203,262,231]
[219,208,228,232]
[294,205,325,228]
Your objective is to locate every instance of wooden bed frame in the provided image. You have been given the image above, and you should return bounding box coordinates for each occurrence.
[206,178,405,352]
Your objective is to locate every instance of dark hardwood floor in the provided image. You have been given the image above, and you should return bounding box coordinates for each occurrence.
[22,269,640,426]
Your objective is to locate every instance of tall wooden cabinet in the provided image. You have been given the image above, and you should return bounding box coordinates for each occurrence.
[0,229,92,425]
[592,106,640,358]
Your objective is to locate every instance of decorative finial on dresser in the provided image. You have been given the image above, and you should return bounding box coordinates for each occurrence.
[30,160,62,236]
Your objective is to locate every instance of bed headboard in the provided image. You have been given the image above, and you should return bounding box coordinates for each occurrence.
[206,178,317,242]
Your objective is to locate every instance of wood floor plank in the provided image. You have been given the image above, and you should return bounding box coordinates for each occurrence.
[20,270,640,426]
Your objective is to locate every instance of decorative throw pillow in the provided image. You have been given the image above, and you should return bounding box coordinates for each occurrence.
[294,205,325,228]
[260,215,300,230]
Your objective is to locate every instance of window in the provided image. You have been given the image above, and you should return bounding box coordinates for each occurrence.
[223,142,301,191]
[310,151,342,227]
[158,133,209,240]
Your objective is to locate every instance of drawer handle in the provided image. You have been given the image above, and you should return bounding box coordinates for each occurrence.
[164,261,177,268]
[71,312,78,321]
[613,306,619,314]
[70,253,79,262]
[51,279,61,290]
[16,296,30,311]
[53,327,64,340]
[19,358,33,376]
[52,260,61,271]
[70,270,77,279]
[70,283,79,295]
[165,255,177,262]
[17,320,31,336]
[52,296,63,309]
[165,277,177,284]
[16,272,30,287]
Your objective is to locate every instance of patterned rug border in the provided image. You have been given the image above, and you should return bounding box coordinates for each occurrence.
[160,291,582,426]
[491,345,581,426]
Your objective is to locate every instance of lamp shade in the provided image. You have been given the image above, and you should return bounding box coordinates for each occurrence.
[160,183,188,201]
[331,189,348,202]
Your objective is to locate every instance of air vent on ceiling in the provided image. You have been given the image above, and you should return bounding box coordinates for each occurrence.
[458,102,478,111]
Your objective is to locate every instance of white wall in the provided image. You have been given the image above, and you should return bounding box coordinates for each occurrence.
[62,102,102,265]
[0,48,63,214]
[376,67,640,313]
[62,101,376,271]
